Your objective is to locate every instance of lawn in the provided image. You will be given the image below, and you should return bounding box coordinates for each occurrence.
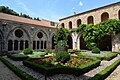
[76,51,118,60]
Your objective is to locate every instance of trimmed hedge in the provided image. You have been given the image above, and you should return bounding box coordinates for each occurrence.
[23,59,101,76]
[92,48,100,53]
[7,54,28,61]
[23,48,33,54]
[0,56,37,80]
[89,58,120,80]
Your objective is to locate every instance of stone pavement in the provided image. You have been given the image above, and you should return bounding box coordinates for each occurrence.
[0,61,21,80]
[105,64,120,80]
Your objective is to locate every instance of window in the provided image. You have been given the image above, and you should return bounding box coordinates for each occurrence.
[37,32,43,38]
[118,10,120,19]
[61,23,65,28]
[15,29,23,38]
[87,16,94,24]
[50,22,55,26]
[77,19,81,27]
[69,21,72,29]
[101,12,109,22]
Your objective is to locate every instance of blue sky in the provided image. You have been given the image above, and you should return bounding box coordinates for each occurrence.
[0,0,119,22]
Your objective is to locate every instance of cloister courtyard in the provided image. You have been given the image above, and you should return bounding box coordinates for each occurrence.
[0,1,120,80]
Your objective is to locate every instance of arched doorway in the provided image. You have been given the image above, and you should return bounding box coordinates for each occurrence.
[99,35,112,51]
[101,12,109,22]
[80,36,88,50]
[52,36,55,49]
[87,16,94,24]
[67,36,73,49]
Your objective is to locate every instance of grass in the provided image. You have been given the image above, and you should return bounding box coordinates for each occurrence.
[76,51,118,60]
[19,51,46,58]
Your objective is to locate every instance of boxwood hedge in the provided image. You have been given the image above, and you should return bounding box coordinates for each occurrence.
[0,56,37,80]
[7,53,28,61]
[89,58,120,80]
[23,59,101,76]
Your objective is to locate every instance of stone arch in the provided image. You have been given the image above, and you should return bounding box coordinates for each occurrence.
[87,16,94,24]
[7,27,31,51]
[118,10,120,19]
[8,40,13,51]
[77,19,81,27]
[69,21,72,29]
[80,35,88,50]
[61,23,65,28]
[101,12,109,22]
[0,30,4,53]
[67,35,73,49]
[99,35,112,51]
[33,30,48,50]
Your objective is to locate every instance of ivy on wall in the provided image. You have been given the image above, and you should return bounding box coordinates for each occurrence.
[71,19,120,50]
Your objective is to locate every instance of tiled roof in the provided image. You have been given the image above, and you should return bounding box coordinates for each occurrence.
[0,13,56,28]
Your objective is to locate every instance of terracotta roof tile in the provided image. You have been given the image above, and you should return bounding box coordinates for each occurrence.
[0,13,56,28]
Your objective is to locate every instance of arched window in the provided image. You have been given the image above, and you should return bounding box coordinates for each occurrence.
[77,19,81,27]
[8,40,13,51]
[69,21,72,29]
[14,40,18,50]
[20,40,23,50]
[87,16,94,24]
[101,12,109,22]
[118,10,120,19]
[61,23,65,28]
[25,40,28,49]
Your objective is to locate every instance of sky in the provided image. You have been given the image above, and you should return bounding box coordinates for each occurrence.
[0,0,120,22]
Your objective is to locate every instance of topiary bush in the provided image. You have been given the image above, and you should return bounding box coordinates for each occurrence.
[55,51,70,63]
[23,48,33,54]
[92,47,100,53]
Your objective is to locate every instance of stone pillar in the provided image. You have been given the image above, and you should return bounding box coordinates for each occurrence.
[13,41,14,51]
[18,41,20,51]
[23,41,25,50]
[43,41,44,49]
[39,40,41,49]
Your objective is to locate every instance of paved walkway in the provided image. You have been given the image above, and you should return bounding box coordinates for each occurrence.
[0,61,21,80]
[105,64,120,80]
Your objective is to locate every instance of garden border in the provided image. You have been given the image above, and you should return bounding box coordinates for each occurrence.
[23,59,101,76]
[0,56,37,80]
[89,58,120,80]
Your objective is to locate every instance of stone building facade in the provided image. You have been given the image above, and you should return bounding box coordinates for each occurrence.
[0,2,120,53]
[0,13,57,53]
[59,2,120,51]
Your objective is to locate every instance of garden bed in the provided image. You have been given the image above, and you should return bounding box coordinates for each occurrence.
[77,51,117,60]
[23,56,101,76]
[7,53,28,61]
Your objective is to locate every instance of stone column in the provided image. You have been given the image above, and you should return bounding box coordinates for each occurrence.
[23,41,25,50]
[13,41,14,51]
[39,40,41,50]
[18,41,20,51]
[43,41,44,49]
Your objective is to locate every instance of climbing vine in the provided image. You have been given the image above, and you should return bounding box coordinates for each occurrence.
[72,19,120,50]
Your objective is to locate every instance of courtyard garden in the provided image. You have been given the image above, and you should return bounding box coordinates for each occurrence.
[0,19,120,80]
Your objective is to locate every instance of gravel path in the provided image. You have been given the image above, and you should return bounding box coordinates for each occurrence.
[3,55,120,80]
[0,61,21,80]
[105,63,120,80]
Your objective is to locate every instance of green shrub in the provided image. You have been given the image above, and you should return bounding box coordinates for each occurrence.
[92,48,100,53]
[23,48,33,54]
[7,54,28,61]
[23,59,100,76]
[0,56,37,80]
[55,51,70,63]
